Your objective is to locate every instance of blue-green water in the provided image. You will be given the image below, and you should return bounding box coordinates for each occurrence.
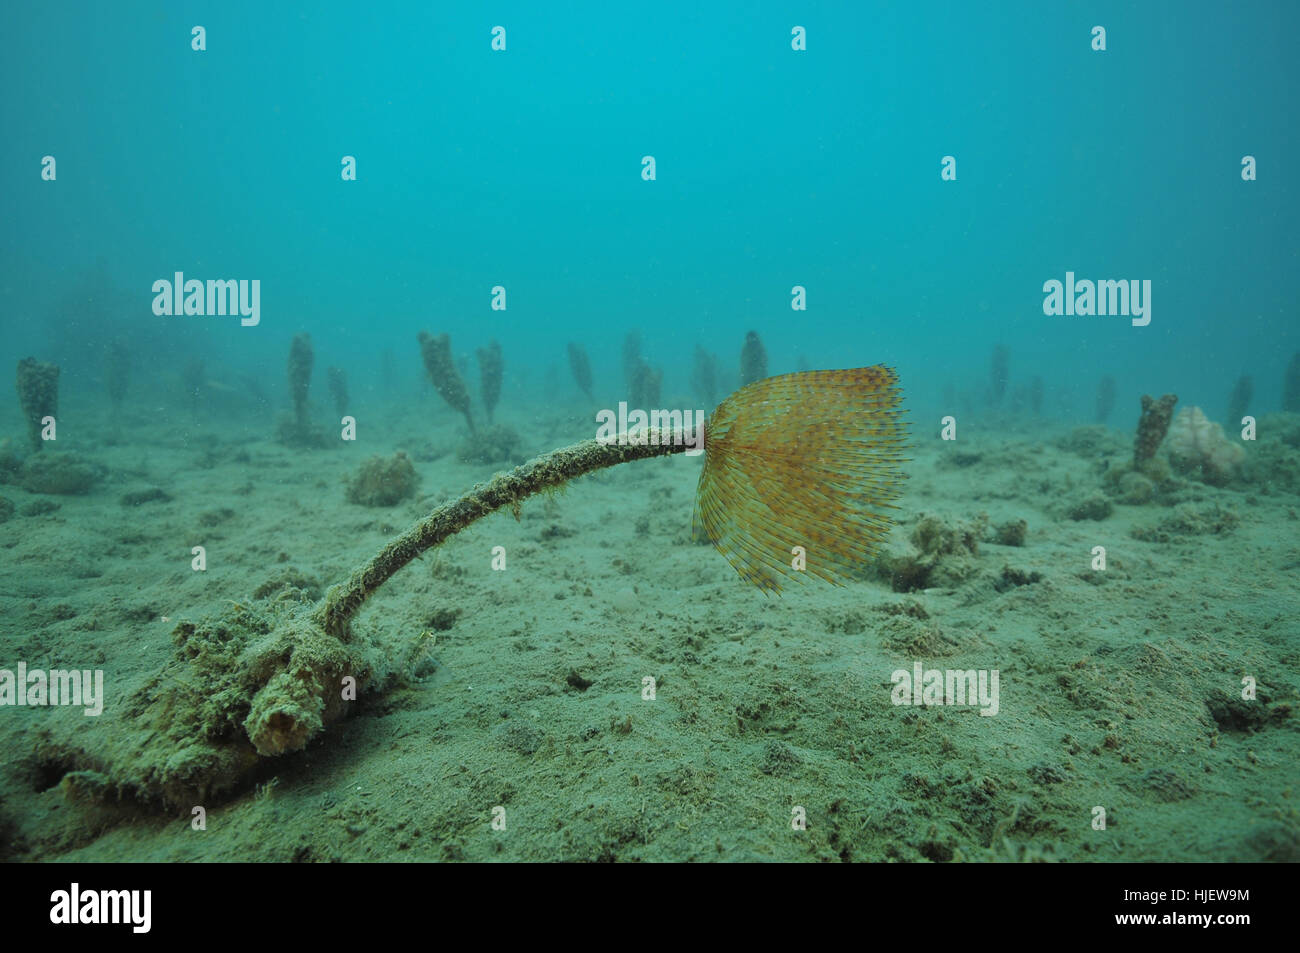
[4,2,1296,413]
[1,2,1297,865]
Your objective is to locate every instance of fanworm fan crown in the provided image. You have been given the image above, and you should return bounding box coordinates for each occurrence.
[694,366,908,592]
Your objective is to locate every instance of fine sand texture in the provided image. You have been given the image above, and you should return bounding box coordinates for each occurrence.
[1,393,1297,862]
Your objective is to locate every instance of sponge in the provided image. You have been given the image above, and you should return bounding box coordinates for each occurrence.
[418,331,475,433]
[476,339,503,424]
[15,357,59,452]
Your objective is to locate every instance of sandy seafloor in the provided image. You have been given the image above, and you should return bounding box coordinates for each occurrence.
[1,387,1298,863]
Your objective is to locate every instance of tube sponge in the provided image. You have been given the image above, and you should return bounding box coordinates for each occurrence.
[567,341,594,401]
[1096,375,1117,423]
[1284,352,1300,413]
[622,330,642,392]
[418,331,475,433]
[288,334,314,427]
[184,358,205,416]
[740,331,768,387]
[1134,393,1177,469]
[105,339,130,410]
[989,345,1009,405]
[276,335,330,447]
[1226,375,1252,427]
[630,361,661,408]
[476,339,503,424]
[15,357,59,452]
[327,366,348,417]
[692,345,719,407]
